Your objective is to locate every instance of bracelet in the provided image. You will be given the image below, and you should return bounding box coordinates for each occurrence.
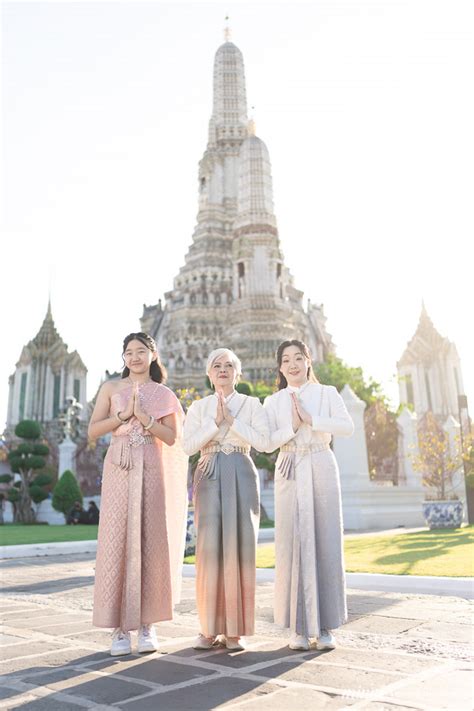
[116,411,129,424]
[144,415,155,431]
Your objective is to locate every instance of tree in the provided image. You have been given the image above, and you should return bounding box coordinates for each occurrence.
[52,470,83,522]
[364,400,399,483]
[412,412,462,500]
[314,354,384,407]
[7,421,50,523]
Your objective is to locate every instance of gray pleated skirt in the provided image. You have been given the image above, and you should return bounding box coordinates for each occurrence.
[274,448,347,637]
[194,452,260,638]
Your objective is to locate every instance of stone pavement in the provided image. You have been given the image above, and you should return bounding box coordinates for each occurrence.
[0,554,472,711]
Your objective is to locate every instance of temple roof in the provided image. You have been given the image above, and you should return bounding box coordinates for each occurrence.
[32,300,64,350]
[397,303,456,367]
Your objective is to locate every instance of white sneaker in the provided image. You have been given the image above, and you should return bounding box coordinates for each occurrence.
[317,629,336,650]
[192,633,217,650]
[110,629,131,656]
[225,636,246,651]
[289,633,310,651]
[137,624,159,653]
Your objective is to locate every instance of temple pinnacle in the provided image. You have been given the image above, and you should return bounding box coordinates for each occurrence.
[224,16,231,42]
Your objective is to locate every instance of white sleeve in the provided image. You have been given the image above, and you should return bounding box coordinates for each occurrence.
[182,401,219,455]
[262,395,296,452]
[230,397,270,452]
[311,386,354,437]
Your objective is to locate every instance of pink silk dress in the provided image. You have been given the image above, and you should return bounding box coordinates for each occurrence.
[92,382,188,632]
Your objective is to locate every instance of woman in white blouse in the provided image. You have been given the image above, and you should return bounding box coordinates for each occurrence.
[264,339,354,652]
[183,348,269,651]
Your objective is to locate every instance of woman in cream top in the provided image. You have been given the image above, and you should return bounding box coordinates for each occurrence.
[183,348,268,651]
[264,339,354,652]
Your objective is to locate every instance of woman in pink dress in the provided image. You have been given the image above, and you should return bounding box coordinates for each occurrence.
[89,333,188,656]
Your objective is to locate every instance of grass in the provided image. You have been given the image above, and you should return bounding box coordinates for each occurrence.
[0,519,274,546]
[0,524,99,546]
[3,524,473,578]
[185,527,474,577]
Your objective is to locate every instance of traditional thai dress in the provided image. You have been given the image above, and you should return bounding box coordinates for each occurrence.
[264,383,354,638]
[183,392,269,638]
[93,382,188,632]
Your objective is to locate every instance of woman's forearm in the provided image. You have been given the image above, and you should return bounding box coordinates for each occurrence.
[88,415,122,440]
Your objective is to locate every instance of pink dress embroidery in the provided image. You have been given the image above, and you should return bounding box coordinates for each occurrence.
[92,382,188,632]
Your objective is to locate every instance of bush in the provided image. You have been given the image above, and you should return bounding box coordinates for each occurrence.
[52,470,83,520]
[15,420,41,440]
[236,381,253,396]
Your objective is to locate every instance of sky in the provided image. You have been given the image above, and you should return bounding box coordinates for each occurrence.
[1,0,473,428]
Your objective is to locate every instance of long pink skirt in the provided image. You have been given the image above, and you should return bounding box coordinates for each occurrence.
[93,440,174,632]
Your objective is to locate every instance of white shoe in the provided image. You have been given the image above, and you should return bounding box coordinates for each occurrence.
[192,633,217,650]
[225,636,246,651]
[110,629,131,656]
[317,629,336,650]
[289,633,310,651]
[137,624,159,653]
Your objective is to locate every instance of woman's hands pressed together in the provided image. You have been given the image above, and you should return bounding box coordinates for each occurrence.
[291,393,312,432]
[215,392,234,427]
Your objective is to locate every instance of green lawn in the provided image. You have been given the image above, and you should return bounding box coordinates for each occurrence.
[0,524,99,546]
[3,524,473,578]
[185,527,474,577]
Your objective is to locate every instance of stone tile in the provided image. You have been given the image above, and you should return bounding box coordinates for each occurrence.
[1,609,55,621]
[154,623,198,638]
[0,641,70,662]
[89,656,217,685]
[60,629,112,647]
[361,703,424,710]
[311,648,439,674]
[0,633,26,645]
[9,694,92,710]
[6,613,89,629]
[22,669,151,705]
[31,621,96,636]
[199,646,308,669]
[0,685,23,701]
[342,616,423,634]
[0,648,104,674]
[390,667,473,710]
[224,685,355,709]
[404,621,473,644]
[257,661,404,693]
[120,676,269,710]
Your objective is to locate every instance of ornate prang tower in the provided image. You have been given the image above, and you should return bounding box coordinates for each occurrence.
[141,30,333,387]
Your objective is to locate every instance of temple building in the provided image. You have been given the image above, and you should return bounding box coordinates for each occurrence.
[7,301,88,429]
[141,32,333,387]
[397,303,465,418]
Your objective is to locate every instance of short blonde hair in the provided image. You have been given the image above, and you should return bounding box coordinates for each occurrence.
[206,348,242,377]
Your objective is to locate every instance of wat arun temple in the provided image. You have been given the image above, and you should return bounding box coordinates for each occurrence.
[140,32,334,388]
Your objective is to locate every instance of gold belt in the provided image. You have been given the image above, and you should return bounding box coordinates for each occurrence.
[201,443,250,456]
[113,432,155,448]
[281,442,330,454]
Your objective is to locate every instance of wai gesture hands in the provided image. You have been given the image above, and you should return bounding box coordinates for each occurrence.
[291,392,312,432]
[215,392,234,427]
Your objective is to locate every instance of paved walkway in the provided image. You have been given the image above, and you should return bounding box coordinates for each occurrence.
[0,554,472,710]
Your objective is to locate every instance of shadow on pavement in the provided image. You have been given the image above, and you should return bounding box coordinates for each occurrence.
[1,576,94,594]
[0,645,317,710]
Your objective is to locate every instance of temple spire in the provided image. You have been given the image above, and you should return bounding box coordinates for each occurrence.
[211,32,247,131]
[224,16,231,42]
